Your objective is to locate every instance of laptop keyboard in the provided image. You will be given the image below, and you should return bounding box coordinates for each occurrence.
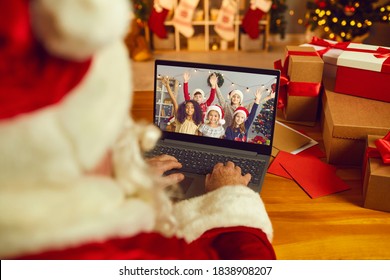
[146,145,266,185]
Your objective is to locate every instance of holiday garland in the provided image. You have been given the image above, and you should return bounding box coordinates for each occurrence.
[207,72,224,88]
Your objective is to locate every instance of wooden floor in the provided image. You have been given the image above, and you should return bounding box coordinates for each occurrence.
[131,90,390,260]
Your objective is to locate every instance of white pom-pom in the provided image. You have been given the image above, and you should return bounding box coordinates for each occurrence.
[139,124,161,152]
[30,0,132,60]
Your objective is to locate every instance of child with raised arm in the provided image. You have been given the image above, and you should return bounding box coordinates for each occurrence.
[183,72,218,119]
[162,76,202,135]
[224,87,263,142]
[216,86,245,130]
[198,104,226,138]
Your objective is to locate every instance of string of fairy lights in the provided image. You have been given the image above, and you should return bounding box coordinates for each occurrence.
[158,68,277,96]
[275,1,390,41]
[304,1,390,41]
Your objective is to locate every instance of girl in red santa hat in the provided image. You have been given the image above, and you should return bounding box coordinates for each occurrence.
[216,88,245,130]
[225,88,264,142]
[198,104,226,138]
[0,0,275,260]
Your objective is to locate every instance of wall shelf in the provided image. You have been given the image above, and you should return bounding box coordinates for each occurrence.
[150,0,270,52]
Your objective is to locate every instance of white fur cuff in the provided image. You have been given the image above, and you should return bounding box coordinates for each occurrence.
[172,186,273,243]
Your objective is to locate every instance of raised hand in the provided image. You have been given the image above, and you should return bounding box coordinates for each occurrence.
[183,72,190,83]
[161,76,170,87]
[209,73,218,89]
[255,85,270,104]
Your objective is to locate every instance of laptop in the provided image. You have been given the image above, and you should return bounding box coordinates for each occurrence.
[148,59,280,199]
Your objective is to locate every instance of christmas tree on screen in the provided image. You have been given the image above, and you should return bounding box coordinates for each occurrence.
[250,98,275,145]
[305,0,390,41]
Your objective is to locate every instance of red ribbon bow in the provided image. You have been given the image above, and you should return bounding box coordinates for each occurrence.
[309,36,390,55]
[274,50,322,109]
[374,132,390,164]
[309,36,390,73]
[366,132,390,164]
[363,132,390,178]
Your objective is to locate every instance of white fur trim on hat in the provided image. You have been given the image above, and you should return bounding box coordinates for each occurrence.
[173,186,273,243]
[233,107,249,121]
[0,41,131,183]
[228,89,243,103]
[30,0,131,60]
[192,88,205,100]
[204,105,226,125]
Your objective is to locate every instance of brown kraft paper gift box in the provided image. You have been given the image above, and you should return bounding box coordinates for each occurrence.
[363,135,390,212]
[283,46,324,122]
[321,78,390,166]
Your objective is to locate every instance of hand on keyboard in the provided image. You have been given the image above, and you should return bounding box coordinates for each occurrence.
[205,161,252,193]
[146,154,185,187]
[146,146,266,185]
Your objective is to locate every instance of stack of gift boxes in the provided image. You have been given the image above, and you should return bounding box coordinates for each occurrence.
[275,38,390,212]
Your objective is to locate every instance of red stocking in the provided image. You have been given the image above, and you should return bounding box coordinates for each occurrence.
[148,7,170,39]
[241,8,265,39]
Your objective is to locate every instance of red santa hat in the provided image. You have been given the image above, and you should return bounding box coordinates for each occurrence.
[0,0,135,177]
[228,89,244,103]
[233,106,249,121]
[0,0,274,260]
[0,0,168,258]
[204,104,226,125]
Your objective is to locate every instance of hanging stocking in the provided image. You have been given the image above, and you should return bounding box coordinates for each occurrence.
[172,0,200,38]
[148,0,174,39]
[242,0,272,39]
[214,0,237,42]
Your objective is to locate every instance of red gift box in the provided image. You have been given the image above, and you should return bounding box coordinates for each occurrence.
[303,38,390,103]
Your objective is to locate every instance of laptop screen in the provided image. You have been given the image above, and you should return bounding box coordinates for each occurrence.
[153,60,280,155]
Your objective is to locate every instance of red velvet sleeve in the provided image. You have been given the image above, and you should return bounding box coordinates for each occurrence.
[206,88,216,106]
[16,233,216,260]
[183,82,190,101]
[194,226,276,260]
[16,227,275,260]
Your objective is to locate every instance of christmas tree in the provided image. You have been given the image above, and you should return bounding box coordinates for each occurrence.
[270,0,288,39]
[131,0,150,22]
[250,98,275,145]
[126,0,153,61]
[305,0,390,42]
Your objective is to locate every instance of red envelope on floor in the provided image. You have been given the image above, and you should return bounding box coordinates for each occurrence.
[296,145,326,158]
[279,154,350,198]
[267,152,293,179]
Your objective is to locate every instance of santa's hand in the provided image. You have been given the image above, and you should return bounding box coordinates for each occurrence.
[147,154,185,186]
[205,161,251,192]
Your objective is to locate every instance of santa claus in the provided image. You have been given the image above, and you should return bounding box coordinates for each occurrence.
[0,0,275,260]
